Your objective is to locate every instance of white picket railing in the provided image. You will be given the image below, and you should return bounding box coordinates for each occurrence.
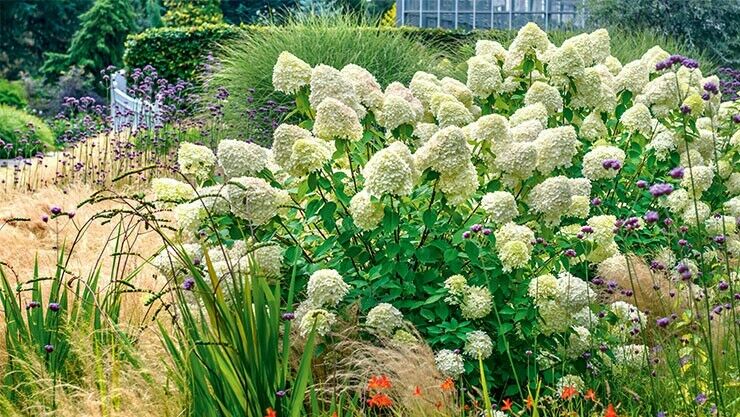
[109,70,162,132]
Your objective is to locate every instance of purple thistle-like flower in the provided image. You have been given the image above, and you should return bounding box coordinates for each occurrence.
[462,231,471,239]
[656,317,670,328]
[564,248,577,257]
[663,218,673,226]
[714,235,726,244]
[682,58,699,69]
[703,82,719,94]
[644,211,659,224]
[50,205,62,215]
[695,393,707,405]
[41,215,49,223]
[276,390,287,398]
[182,277,195,291]
[470,224,483,233]
[718,281,729,291]
[649,183,673,197]
[591,197,602,206]
[44,344,54,353]
[282,312,296,320]
[581,226,594,233]
[680,104,692,114]
[650,260,665,270]
[636,180,648,189]
[669,167,684,179]
[482,228,492,236]
[733,114,740,123]
[49,302,60,312]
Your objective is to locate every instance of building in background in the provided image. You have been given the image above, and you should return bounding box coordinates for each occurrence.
[396,0,587,30]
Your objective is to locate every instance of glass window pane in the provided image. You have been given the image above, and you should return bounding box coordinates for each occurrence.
[475,12,491,29]
[423,15,439,27]
[404,0,420,10]
[440,0,456,10]
[458,13,473,29]
[458,0,473,11]
[493,0,507,11]
[423,0,438,12]
[404,12,420,25]
[440,12,456,28]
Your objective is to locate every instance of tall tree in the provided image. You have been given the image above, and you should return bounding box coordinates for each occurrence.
[64,0,137,77]
[0,0,92,78]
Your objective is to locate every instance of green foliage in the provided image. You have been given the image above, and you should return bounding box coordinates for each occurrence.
[587,0,740,66]
[162,0,223,26]
[64,0,137,79]
[0,79,27,109]
[0,105,54,159]
[124,23,244,83]
[160,243,316,417]
[0,0,93,78]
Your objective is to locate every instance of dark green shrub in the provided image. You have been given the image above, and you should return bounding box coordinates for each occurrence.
[0,105,54,158]
[124,23,245,83]
[0,79,27,109]
[162,0,223,26]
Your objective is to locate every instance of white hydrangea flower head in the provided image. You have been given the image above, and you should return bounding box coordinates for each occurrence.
[572,306,599,328]
[538,299,571,335]
[178,142,216,183]
[589,29,612,63]
[586,214,617,245]
[620,103,653,136]
[409,71,443,110]
[392,329,417,346]
[444,274,469,304]
[475,39,507,61]
[152,243,203,278]
[362,142,415,198]
[434,97,474,128]
[289,137,334,177]
[499,240,532,272]
[610,301,646,328]
[556,375,585,396]
[616,60,649,94]
[226,176,288,225]
[528,176,577,224]
[313,97,363,141]
[349,190,384,230]
[466,55,503,99]
[413,122,439,145]
[727,173,740,196]
[681,165,714,198]
[567,326,592,358]
[249,244,284,278]
[414,126,471,176]
[217,139,268,178]
[480,191,518,225]
[572,66,617,113]
[647,122,677,160]
[340,64,383,110]
[272,52,312,94]
[641,46,670,72]
[581,145,626,180]
[306,269,350,307]
[508,22,550,58]
[438,162,479,206]
[556,272,593,310]
[560,33,595,66]
[308,64,365,118]
[173,202,206,235]
[384,82,424,116]
[511,119,544,142]
[705,215,736,236]
[493,141,538,179]
[528,274,558,303]
[580,112,608,142]
[195,185,230,215]
[612,344,648,369]
[464,330,493,359]
[460,285,493,319]
[547,43,585,85]
[299,308,336,337]
[152,178,195,205]
[681,200,711,227]
[524,81,563,115]
[475,114,511,150]
[637,73,681,117]
[495,222,535,249]
[441,77,474,108]
[724,196,740,217]
[379,93,418,131]
[509,102,548,127]
[435,349,465,377]
[604,56,622,75]
[272,123,313,171]
[366,303,405,336]
[534,126,581,175]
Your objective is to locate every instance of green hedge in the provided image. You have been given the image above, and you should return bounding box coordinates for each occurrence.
[124,23,247,83]
[124,23,718,85]
[0,105,54,159]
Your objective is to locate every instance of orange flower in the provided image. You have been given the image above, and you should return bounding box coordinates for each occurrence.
[412,386,423,397]
[330,412,338,417]
[584,389,597,401]
[501,398,513,412]
[604,404,618,417]
[265,407,277,417]
[561,386,578,400]
[368,375,392,390]
[368,392,393,408]
[525,395,534,410]
[440,378,455,391]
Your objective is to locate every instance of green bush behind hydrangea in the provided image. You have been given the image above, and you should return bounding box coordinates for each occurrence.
[0,105,54,159]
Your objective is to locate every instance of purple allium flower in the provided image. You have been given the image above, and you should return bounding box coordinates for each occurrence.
[470,224,483,233]
[67,211,75,219]
[680,225,688,233]
[636,180,648,188]
[453,348,461,354]
[27,300,41,309]
[525,350,533,356]
[680,104,692,114]
[718,281,729,291]
[482,228,492,236]
[182,277,195,291]
[678,239,688,247]
[591,197,602,206]
[656,317,670,328]
[48,302,60,312]
[276,390,287,398]
[41,215,49,222]
[703,81,719,94]
[581,226,593,233]
[714,235,726,244]
[564,248,577,257]
[644,211,659,224]
[735,293,740,300]
[462,231,471,239]
[650,260,665,270]
[663,218,673,226]
[577,232,585,239]
[682,59,699,69]
[592,277,605,285]
[733,114,740,123]
[649,183,673,197]
[282,312,295,320]
[44,344,54,353]
[669,167,684,179]
[701,92,711,101]
[50,205,62,215]
[695,393,707,405]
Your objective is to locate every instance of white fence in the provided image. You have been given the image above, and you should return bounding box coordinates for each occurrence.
[109,70,161,132]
